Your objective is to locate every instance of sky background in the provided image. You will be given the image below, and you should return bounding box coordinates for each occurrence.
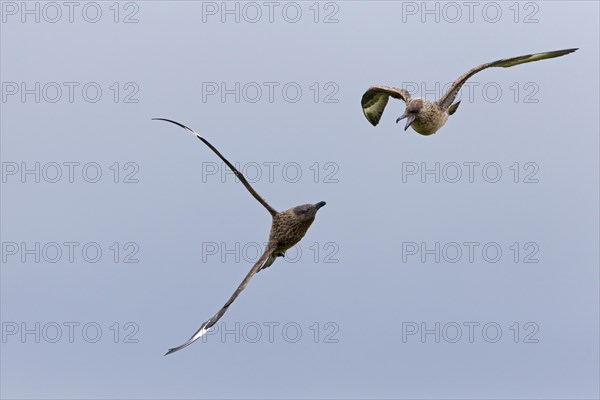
[1,1,599,399]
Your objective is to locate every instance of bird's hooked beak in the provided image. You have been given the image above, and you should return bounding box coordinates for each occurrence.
[396,112,416,131]
[315,201,327,210]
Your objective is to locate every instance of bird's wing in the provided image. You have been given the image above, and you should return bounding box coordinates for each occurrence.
[165,247,275,355]
[361,86,412,126]
[153,118,278,217]
[437,48,578,110]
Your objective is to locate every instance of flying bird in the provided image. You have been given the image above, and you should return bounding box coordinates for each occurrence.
[361,48,578,135]
[153,118,326,356]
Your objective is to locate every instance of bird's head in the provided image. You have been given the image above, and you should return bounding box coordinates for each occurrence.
[396,99,423,131]
[292,201,326,221]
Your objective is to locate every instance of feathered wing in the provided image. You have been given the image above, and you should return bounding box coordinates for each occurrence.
[361,86,411,126]
[437,48,578,110]
[165,248,275,356]
[153,118,278,217]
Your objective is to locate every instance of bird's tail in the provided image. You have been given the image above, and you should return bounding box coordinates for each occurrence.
[448,101,461,116]
[257,254,277,273]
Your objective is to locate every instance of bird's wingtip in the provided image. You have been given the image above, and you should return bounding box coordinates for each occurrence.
[164,348,176,356]
[558,48,579,55]
[151,118,199,137]
[163,324,210,356]
[164,343,188,356]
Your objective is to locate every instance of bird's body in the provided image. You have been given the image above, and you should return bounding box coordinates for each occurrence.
[361,48,578,135]
[402,99,448,136]
[271,205,319,252]
[153,118,326,355]
[259,203,324,272]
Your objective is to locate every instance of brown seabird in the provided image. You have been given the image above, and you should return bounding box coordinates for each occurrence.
[361,48,578,135]
[153,118,326,355]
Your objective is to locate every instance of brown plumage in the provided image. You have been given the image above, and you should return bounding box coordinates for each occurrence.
[153,118,326,355]
[361,48,578,135]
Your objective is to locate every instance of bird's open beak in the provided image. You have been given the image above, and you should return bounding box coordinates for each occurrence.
[396,113,416,131]
[315,201,326,210]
